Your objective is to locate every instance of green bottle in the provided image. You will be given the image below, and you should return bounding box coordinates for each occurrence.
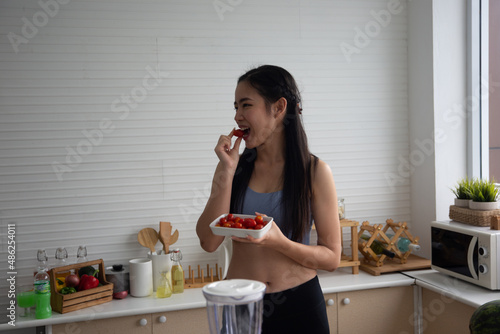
[359,234,395,258]
[34,268,52,319]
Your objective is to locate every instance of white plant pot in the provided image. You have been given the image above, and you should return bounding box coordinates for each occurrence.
[454,198,471,208]
[469,201,499,211]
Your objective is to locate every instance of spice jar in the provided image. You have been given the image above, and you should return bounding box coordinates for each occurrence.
[338,198,345,220]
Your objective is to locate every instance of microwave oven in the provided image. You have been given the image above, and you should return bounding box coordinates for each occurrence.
[431,220,500,290]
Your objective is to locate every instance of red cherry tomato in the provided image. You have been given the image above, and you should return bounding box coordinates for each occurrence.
[218,214,270,230]
[233,129,245,138]
[243,218,256,229]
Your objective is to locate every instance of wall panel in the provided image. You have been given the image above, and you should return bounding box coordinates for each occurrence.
[0,0,409,319]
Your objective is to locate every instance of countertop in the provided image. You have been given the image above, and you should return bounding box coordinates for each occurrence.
[408,269,500,308]
[1,267,414,331]
[4,267,500,331]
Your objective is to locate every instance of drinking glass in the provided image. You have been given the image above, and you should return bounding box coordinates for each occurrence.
[17,285,36,317]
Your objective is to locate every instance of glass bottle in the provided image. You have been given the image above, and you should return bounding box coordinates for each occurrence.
[170,249,184,294]
[386,234,421,252]
[54,247,71,291]
[156,271,172,298]
[396,237,421,252]
[34,267,52,319]
[338,198,345,220]
[77,245,88,263]
[33,249,49,277]
[359,234,396,258]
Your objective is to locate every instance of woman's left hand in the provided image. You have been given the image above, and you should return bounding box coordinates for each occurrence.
[231,221,284,247]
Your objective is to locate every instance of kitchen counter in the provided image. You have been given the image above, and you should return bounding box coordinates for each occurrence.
[408,269,500,308]
[6,268,498,332]
[1,267,414,331]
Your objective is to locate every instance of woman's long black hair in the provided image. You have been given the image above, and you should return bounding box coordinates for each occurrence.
[230,65,318,243]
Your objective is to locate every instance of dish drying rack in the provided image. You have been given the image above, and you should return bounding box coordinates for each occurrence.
[184,264,224,289]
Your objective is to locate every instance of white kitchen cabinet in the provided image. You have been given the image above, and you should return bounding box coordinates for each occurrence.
[325,286,415,333]
[51,287,414,334]
[52,314,152,334]
[420,288,475,334]
[151,308,209,334]
[51,308,210,334]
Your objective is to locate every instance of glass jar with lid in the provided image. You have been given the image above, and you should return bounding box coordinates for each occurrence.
[338,197,345,220]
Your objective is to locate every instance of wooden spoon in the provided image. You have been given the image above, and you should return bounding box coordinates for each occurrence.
[159,221,172,254]
[137,228,159,254]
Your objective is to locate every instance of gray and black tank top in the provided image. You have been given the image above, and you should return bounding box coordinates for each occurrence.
[240,187,312,245]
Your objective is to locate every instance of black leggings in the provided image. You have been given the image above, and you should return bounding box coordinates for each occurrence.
[262,276,330,334]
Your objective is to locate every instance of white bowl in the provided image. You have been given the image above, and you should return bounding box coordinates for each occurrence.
[209,214,273,239]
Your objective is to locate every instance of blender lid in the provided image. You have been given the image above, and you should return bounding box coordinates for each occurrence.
[202,279,266,304]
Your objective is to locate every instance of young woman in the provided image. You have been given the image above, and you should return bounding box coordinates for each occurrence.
[196,65,342,333]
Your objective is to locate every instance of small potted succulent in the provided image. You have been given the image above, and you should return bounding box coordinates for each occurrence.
[469,178,499,211]
[451,177,474,208]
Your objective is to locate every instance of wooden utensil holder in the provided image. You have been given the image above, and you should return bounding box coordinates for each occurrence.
[49,259,113,314]
[358,219,420,267]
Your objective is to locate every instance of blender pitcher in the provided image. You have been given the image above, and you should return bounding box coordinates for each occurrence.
[202,279,266,334]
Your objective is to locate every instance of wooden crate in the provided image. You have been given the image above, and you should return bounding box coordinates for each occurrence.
[49,259,113,314]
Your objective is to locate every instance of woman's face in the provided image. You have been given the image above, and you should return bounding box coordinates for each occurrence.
[234,81,283,149]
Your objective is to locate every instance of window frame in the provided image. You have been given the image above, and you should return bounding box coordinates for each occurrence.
[467,0,490,180]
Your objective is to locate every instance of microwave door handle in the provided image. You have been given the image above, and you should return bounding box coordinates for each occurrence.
[468,236,478,280]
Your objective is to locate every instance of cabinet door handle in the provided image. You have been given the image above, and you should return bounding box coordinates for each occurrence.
[159,315,167,323]
[342,298,350,305]
[326,298,335,306]
[139,318,148,326]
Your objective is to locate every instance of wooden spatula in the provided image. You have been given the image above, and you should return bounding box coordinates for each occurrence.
[170,229,179,246]
[137,228,159,254]
[159,221,172,253]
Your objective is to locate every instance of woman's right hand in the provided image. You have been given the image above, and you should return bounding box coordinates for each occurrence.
[214,128,243,171]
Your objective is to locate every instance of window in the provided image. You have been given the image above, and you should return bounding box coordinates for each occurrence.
[489,0,500,181]
[468,0,500,182]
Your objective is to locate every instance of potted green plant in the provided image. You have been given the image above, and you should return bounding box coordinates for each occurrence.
[451,177,473,208]
[469,178,499,211]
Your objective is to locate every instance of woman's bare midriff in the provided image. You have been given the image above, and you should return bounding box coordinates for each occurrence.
[225,241,317,293]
